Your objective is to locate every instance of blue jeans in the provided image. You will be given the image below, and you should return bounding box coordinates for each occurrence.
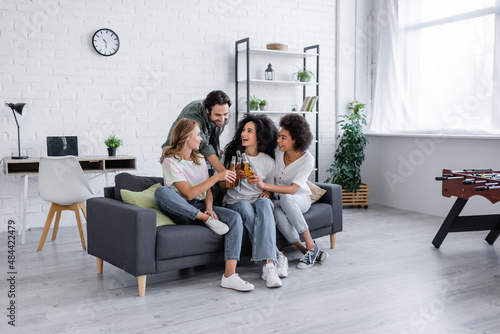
[226,198,279,262]
[154,186,243,261]
[273,194,311,244]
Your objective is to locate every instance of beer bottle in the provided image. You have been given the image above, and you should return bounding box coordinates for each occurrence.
[242,153,254,178]
[227,156,238,188]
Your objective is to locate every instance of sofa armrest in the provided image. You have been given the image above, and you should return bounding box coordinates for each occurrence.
[314,182,343,234]
[87,197,157,276]
[104,186,115,199]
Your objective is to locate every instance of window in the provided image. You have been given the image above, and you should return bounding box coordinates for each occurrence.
[369,0,500,135]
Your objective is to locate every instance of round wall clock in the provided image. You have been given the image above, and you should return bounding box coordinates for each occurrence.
[92,28,120,56]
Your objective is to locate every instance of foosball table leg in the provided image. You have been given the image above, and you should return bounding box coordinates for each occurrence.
[485,229,500,245]
[432,198,468,248]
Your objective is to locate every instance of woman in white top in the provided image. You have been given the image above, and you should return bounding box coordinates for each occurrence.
[250,114,329,269]
[154,118,254,292]
[222,114,286,288]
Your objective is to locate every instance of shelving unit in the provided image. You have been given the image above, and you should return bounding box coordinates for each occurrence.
[238,79,318,86]
[235,37,320,180]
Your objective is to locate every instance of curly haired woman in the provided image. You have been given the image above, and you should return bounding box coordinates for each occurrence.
[249,114,329,269]
[222,114,287,288]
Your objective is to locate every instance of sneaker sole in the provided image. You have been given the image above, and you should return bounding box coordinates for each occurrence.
[221,282,254,292]
[317,253,329,264]
[211,229,229,236]
[262,274,282,287]
[205,224,229,235]
[221,285,254,292]
[266,281,282,288]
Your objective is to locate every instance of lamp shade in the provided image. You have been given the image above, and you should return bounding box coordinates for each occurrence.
[7,103,26,116]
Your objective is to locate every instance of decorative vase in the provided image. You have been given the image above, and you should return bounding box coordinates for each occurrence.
[107,147,117,157]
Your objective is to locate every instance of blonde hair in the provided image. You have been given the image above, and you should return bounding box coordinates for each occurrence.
[160,118,202,165]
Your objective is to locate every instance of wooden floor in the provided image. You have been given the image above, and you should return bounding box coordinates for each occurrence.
[2,204,500,333]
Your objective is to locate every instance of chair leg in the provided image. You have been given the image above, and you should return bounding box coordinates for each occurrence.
[79,202,87,220]
[330,233,336,249]
[51,209,62,241]
[138,275,147,297]
[72,203,87,251]
[96,258,103,274]
[38,203,57,252]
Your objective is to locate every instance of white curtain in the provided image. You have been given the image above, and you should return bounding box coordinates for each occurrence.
[368,0,500,135]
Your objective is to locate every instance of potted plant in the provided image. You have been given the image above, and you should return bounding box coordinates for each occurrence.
[259,100,267,111]
[325,100,369,207]
[241,95,261,111]
[104,134,122,157]
[292,67,315,83]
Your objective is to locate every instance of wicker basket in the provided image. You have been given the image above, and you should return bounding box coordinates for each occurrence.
[266,43,288,51]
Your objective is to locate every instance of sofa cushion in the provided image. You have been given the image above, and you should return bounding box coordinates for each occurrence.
[303,203,334,231]
[114,172,164,202]
[307,180,327,204]
[120,183,175,227]
[156,224,224,261]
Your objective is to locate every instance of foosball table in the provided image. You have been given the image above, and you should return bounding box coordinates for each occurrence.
[433,169,500,248]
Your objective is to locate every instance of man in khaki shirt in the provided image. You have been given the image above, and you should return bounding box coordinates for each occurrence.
[162,90,231,172]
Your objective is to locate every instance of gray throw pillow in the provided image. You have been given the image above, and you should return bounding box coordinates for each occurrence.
[114,172,164,202]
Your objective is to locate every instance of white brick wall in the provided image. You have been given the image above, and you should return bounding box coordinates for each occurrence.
[0,0,336,232]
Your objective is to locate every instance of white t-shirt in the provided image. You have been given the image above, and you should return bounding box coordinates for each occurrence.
[162,154,209,201]
[223,152,275,205]
[274,148,313,197]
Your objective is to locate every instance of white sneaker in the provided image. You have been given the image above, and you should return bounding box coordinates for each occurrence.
[276,252,288,278]
[261,263,282,288]
[221,273,254,291]
[204,217,229,235]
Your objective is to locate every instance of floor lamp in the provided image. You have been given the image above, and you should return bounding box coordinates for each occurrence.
[6,102,28,159]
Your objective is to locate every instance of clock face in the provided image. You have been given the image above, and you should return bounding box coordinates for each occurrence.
[92,28,120,56]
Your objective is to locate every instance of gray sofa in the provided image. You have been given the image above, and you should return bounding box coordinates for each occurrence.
[87,173,343,296]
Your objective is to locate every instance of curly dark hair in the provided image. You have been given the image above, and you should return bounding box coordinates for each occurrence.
[203,90,232,114]
[279,113,313,152]
[223,114,279,168]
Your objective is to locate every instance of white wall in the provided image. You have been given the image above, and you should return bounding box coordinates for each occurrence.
[336,0,370,110]
[0,0,336,232]
[362,135,500,217]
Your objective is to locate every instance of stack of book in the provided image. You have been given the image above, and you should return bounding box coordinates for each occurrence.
[299,96,318,112]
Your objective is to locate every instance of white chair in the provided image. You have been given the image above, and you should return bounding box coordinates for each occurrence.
[37,156,94,252]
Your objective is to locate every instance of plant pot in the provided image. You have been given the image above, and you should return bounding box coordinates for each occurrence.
[259,105,267,111]
[107,147,117,157]
[249,102,260,111]
[341,183,369,208]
